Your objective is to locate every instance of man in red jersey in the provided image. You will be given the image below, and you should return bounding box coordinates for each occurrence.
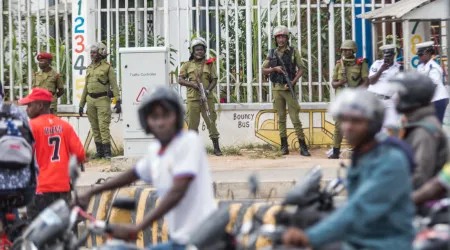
[19,88,85,220]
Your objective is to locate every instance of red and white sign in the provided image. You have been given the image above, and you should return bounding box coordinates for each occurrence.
[135,87,148,103]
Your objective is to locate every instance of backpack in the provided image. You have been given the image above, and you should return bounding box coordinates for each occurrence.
[0,104,33,170]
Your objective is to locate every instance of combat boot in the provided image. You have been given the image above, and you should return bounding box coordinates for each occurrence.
[298,138,311,157]
[280,137,289,155]
[93,142,104,159]
[103,143,112,159]
[328,148,340,159]
[212,138,223,156]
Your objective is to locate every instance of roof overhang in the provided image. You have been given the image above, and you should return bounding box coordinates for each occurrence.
[357,0,449,22]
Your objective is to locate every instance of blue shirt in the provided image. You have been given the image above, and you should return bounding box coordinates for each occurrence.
[306,142,415,250]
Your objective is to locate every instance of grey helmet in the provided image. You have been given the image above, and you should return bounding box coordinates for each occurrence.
[90,42,108,58]
[189,37,207,53]
[388,72,436,113]
[273,25,289,37]
[138,86,185,134]
[329,88,385,135]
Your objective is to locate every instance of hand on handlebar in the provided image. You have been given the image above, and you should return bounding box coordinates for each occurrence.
[282,227,310,248]
[109,224,139,241]
[75,191,93,210]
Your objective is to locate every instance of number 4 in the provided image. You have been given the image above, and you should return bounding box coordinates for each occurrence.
[48,136,61,162]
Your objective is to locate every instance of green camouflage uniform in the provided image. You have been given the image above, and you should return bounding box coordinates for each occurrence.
[179,59,219,139]
[262,46,305,140]
[32,68,64,113]
[79,60,120,145]
[332,58,369,148]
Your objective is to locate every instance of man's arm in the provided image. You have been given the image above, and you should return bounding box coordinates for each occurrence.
[67,125,86,164]
[292,49,303,85]
[305,149,410,248]
[413,177,447,205]
[331,63,345,89]
[108,66,120,100]
[368,62,388,85]
[411,131,437,189]
[79,80,88,108]
[207,62,218,93]
[136,176,193,231]
[56,74,65,97]
[178,62,199,89]
[359,62,370,88]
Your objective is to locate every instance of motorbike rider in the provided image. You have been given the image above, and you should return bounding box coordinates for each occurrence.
[76,86,216,250]
[390,72,449,189]
[282,88,415,249]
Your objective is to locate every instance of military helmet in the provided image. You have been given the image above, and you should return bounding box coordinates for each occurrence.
[190,37,207,53]
[329,88,384,136]
[138,86,184,135]
[340,40,358,53]
[91,42,108,57]
[388,72,436,113]
[273,26,289,37]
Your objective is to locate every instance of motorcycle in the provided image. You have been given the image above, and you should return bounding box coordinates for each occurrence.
[258,166,345,250]
[413,198,450,250]
[186,166,345,250]
[11,156,142,250]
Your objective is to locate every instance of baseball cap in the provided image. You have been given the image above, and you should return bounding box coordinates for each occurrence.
[19,88,53,105]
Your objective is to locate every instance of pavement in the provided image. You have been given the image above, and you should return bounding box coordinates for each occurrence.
[77,152,350,201]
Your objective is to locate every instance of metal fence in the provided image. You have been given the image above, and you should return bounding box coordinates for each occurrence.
[0,0,398,105]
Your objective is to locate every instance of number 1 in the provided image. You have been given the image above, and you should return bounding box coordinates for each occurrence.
[77,0,82,16]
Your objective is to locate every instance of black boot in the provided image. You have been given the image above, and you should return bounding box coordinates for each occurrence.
[212,138,223,156]
[93,142,104,159]
[298,138,311,156]
[328,147,340,159]
[103,143,112,159]
[280,137,289,155]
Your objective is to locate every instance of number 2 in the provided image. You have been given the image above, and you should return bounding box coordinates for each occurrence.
[74,17,85,34]
[48,136,61,162]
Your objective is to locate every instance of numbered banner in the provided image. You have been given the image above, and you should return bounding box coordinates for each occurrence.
[408,21,429,69]
[72,0,95,107]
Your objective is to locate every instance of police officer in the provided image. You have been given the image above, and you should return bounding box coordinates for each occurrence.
[178,37,222,156]
[329,40,369,159]
[368,44,402,135]
[33,52,64,114]
[416,41,449,123]
[79,42,121,159]
[262,26,310,156]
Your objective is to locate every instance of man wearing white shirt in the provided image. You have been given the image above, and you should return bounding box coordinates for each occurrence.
[76,86,216,250]
[368,44,402,134]
[416,41,449,123]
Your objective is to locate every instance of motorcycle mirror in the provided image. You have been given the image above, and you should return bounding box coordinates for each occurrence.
[112,197,136,210]
[325,178,345,196]
[248,174,259,197]
[68,156,80,184]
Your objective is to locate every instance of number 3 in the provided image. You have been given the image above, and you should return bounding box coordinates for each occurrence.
[74,35,85,53]
[49,136,61,162]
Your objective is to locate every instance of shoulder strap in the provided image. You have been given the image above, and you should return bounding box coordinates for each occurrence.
[269,48,275,58]
[406,121,440,135]
[379,136,416,173]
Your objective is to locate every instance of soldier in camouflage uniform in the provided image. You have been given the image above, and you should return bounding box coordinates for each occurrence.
[329,40,369,159]
[33,52,64,114]
[178,37,222,156]
[79,42,121,159]
[262,25,310,156]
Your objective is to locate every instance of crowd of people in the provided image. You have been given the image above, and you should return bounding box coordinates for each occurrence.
[0,24,449,250]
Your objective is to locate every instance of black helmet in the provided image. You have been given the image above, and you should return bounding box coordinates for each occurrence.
[388,72,436,113]
[138,86,184,134]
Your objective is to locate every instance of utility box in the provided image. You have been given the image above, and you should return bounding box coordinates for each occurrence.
[119,47,169,157]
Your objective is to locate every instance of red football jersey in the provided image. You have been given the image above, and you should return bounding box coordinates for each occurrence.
[30,114,86,193]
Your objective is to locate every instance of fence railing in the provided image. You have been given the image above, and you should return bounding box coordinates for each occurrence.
[1,0,398,105]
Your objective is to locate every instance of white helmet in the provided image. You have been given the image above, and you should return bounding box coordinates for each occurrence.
[90,42,108,58]
[190,37,207,53]
[273,26,289,37]
[329,88,384,136]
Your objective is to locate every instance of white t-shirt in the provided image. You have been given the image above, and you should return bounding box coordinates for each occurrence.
[368,60,402,97]
[134,131,216,244]
[417,59,449,102]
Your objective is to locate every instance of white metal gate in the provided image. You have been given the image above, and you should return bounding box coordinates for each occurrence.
[0,0,397,106]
